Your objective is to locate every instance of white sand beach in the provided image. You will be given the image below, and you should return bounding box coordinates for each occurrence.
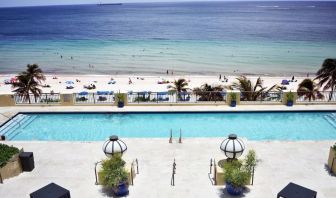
[0,74,310,94]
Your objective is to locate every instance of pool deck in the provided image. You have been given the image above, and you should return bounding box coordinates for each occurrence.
[0,105,336,198]
[0,140,335,198]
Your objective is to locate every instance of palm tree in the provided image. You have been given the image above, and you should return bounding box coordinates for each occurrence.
[230,76,278,101]
[168,79,189,100]
[23,64,46,83]
[168,79,189,93]
[193,83,224,101]
[315,59,336,100]
[297,79,323,102]
[12,64,45,103]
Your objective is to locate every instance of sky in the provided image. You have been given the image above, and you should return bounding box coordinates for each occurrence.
[0,0,333,8]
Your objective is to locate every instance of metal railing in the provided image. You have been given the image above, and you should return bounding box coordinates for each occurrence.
[296,91,336,103]
[9,91,336,106]
[14,93,61,105]
[128,92,174,104]
[240,91,283,104]
[127,91,227,104]
[74,92,115,104]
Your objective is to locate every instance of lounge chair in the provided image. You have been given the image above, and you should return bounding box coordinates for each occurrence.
[98,96,107,101]
[3,79,11,84]
[108,80,116,84]
[30,182,71,198]
[277,182,316,198]
[84,84,96,90]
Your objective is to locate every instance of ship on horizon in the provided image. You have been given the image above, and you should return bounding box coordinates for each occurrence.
[97,2,122,6]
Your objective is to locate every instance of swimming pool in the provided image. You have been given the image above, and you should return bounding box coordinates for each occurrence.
[1,111,336,141]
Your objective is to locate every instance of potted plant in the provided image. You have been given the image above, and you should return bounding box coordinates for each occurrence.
[115,93,125,108]
[230,92,237,107]
[223,150,258,196]
[286,91,294,106]
[100,154,129,196]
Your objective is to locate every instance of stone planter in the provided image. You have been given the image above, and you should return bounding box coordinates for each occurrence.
[328,147,336,174]
[0,152,23,183]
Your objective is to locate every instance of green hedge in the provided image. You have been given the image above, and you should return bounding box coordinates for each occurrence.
[0,144,19,168]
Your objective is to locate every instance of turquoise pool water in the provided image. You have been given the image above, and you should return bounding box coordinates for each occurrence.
[1,112,336,141]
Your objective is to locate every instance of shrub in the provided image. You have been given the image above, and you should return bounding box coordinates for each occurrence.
[223,160,250,188]
[244,150,258,174]
[286,91,294,102]
[0,144,19,168]
[115,93,125,102]
[223,150,258,188]
[100,154,129,188]
[230,92,237,102]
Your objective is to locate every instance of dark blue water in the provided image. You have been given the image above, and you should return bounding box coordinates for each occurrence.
[0,1,336,74]
[1,1,336,41]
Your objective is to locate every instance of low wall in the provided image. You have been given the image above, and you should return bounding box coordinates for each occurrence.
[0,95,15,107]
[328,147,336,174]
[60,94,74,106]
[0,152,22,183]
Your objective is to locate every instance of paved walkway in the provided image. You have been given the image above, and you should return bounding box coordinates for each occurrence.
[0,140,335,198]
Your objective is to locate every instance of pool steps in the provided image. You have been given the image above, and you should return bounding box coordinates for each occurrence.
[0,114,37,140]
[324,113,336,129]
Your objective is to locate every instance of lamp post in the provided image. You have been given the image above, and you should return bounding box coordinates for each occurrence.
[102,135,127,157]
[220,134,245,161]
[95,135,127,185]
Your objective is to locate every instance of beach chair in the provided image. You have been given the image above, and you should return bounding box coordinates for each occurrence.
[277,182,316,198]
[108,80,116,84]
[30,182,71,198]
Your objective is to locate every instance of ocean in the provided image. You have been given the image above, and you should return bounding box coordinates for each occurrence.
[0,1,336,75]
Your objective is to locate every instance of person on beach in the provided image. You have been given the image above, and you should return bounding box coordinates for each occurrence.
[129,78,133,84]
[292,76,295,82]
[167,70,169,75]
[219,74,221,80]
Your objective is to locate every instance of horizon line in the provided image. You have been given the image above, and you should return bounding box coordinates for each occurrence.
[1,0,335,9]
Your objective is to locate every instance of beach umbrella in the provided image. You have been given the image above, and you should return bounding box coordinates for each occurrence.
[10,77,17,83]
[65,81,74,84]
[158,91,168,95]
[102,135,127,157]
[220,134,245,160]
[78,91,88,96]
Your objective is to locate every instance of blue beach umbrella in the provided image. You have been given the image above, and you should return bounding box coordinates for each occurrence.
[79,91,88,96]
[97,91,113,95]
[158,91,168,96]
[65,81,74,84]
